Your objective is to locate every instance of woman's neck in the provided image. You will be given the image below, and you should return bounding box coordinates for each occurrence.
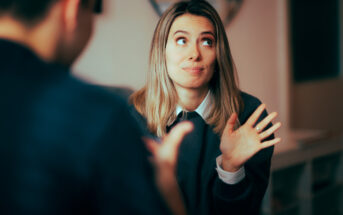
[176,86,209,112]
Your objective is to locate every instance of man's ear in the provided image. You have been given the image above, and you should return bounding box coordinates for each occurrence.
[62,0,81,32]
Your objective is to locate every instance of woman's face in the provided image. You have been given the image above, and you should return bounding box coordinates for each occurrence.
[165,14,216,92]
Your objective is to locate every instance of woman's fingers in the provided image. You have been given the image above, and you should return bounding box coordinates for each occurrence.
[259,122,282,140]
[245,104,266,127]
[260,137,281,149]
[255,112,278,133]
[224,112,238,134]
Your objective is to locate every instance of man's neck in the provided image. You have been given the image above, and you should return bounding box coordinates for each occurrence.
[0,15,59,63]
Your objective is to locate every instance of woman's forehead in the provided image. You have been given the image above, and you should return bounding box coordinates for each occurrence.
[169,14,214,34]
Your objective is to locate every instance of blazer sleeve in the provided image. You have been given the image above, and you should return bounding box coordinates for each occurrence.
[212,92,274,215]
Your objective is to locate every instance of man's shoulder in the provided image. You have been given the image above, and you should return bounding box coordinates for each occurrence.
[55,74,132,129]
[63,74,128,110]
[0,39,135,140]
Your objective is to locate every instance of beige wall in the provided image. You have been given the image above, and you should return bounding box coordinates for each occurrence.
[226,0,285,120]
[74,0,158,88]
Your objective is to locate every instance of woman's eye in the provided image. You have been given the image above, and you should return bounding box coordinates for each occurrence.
[203,39,213,47]
[176,38,186,45]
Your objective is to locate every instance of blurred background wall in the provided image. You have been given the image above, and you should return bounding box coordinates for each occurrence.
[73,0,343,145]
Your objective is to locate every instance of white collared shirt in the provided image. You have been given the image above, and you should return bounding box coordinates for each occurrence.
[175,91,245,185]
[175,89,213,122]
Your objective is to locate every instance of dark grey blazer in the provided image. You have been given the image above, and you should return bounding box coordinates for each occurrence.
[131,92,274,215]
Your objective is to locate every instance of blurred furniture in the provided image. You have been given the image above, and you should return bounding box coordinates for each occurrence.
[262,130,343,215]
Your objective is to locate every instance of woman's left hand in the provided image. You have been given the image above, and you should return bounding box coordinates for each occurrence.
[220,104,281,172]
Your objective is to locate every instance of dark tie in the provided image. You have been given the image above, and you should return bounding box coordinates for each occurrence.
[167,111,222,215]
[167,111,207,214]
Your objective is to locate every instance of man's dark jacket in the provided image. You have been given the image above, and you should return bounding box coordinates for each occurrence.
[0,39,169,215]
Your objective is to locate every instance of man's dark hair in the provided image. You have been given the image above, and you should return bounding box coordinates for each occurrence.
[0,0,100,26]
[0,0,58,24]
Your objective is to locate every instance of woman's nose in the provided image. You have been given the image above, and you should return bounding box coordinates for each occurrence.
[188,44,201,61]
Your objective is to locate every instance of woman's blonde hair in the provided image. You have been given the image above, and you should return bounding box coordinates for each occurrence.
[130,1,243,137]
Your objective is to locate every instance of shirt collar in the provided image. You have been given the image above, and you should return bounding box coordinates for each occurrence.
[176,90,213,121]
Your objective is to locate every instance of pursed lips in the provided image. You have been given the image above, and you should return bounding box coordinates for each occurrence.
[182,66,204,74]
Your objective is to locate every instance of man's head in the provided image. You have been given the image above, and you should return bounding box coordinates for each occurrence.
[0,0,102,66]
[0,0,58,26]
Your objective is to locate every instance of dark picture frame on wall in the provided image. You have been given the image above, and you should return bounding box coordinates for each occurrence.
[149,0,244,26]
[290,0,340,82]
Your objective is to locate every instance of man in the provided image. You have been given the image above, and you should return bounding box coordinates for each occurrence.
[0,0,191,214]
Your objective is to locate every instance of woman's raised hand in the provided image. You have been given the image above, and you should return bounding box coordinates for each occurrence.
[220,104,281,172]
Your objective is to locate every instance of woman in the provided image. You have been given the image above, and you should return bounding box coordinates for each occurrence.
[131,1,281,214]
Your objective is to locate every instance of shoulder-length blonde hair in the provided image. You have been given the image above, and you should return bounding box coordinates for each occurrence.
[130,1,243,137]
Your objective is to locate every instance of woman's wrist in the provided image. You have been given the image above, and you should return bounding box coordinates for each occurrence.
[221,156,241,172]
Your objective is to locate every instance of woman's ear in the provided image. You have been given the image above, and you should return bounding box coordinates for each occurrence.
[61,0,81,33]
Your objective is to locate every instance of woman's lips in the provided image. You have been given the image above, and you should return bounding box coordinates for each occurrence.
[182,67,204,74]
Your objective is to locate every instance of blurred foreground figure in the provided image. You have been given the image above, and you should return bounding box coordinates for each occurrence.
[0,0,191,214]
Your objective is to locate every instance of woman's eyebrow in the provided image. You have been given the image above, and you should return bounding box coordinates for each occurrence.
[173,30,215,37]
[173,30,189,36]
[201,31,215,37]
